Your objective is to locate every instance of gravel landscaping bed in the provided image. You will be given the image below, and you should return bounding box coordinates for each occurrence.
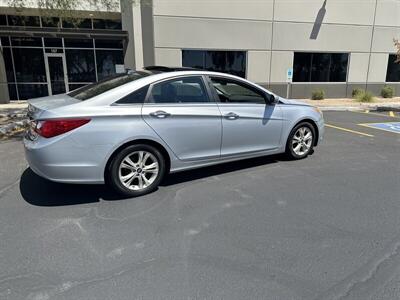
[0,108,28,140]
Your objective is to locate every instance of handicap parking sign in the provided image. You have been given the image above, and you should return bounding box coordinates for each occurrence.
[287,68,293,82]
[360,122,400,134]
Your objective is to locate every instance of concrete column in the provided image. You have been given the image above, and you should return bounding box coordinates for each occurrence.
[121,0,144,70]
[0,49,10,103]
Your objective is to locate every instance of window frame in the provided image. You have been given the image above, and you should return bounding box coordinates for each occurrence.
[293,52,350,83]
[144,75,216,105]
[182,50,247,78]
[206,75,271,105]
[385,54,400,83]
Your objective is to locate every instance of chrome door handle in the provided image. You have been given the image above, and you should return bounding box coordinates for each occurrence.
[223,112,239,120]
[149,110,171,118]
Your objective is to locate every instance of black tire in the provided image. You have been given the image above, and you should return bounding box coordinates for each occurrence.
[285,122,316,160]
[107,144,166,197]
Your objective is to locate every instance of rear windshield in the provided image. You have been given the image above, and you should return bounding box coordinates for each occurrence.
[68,71,150,100]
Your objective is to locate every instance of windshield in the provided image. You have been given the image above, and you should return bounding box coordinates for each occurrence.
[68,71,150,100]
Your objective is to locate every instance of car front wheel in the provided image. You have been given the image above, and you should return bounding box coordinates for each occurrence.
[108,144,166,197]
[286,122,315,159]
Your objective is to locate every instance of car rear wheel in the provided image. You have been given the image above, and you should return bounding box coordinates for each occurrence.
[286,122,315,159]
[108,144,166,197]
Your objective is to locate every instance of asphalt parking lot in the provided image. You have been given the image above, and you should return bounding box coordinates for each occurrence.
[0,111,399,300]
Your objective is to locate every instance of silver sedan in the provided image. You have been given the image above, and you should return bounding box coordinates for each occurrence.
[24,67,324,197]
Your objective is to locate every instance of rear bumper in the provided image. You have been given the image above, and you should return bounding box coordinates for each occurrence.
[23,135,105,184]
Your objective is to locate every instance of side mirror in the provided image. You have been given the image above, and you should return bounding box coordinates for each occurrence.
[265,93,276,104]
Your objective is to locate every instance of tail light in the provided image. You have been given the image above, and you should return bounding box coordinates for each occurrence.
[35,119,90,138]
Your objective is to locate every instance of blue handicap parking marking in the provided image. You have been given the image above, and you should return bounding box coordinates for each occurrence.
[362,122,400,134]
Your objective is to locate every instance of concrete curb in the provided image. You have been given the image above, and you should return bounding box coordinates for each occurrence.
[316,104,400,112]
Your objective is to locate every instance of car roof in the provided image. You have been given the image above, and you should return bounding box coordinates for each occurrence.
[78,67,275,106]
[143,66,202,72]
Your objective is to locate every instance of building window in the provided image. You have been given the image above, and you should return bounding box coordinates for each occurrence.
[7,15,40,27]
[64,38,94,48]
[0,37,10,46]
[17,84,48,99]
[44,38,63,48]
[93,19,122,30]
[386,54,400,82]
[293,52,349,82]
[95,39,123,49]
[41,17,61,28]
[182,50,246,78]
[96,50,124,80]
[11,37,43,47]
[2,48,15,82]
[0,15,124,100]
[12,48,47,82]
[62,18,92,29]
[0,15,7,26]
[66,49,96,82]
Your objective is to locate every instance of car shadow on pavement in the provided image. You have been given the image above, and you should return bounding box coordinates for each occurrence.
[19,168,124,206]
[20,154,290,207]
[161,154,286,186]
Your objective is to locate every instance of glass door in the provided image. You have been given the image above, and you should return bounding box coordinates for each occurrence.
[45,53,68,95]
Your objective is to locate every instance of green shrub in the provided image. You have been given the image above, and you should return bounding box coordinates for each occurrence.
[356,91,374,103]
[352,88,364,98]
[381,85,395,98]
[311,89,325,100]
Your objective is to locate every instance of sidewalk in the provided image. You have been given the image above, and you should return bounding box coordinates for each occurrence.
[297,97,400,111]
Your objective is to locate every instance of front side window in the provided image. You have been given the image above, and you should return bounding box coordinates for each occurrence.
[148,76,210,104]
[182,50,246,78]
[210,77,266,104]
[293,52,348,82]
[386,54,400,82]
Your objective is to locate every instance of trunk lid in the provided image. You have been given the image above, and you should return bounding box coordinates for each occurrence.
[27,94,80,120]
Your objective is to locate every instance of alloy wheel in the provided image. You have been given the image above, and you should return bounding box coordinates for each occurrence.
[291,126,313,156]
[118,151,159,190]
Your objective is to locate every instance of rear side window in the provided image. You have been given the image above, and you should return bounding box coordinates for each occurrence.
[116,85,149,104]
[148,76,211,104]
[68,72,149,100]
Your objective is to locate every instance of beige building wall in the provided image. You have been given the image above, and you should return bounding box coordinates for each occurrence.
[375,0,400,27]
[247,51,271,84]
[367,53,389,83]
[274,0,376,25]
[153,0,273,21]
[348,53,370,83]
[153,17,272,50]
[154,48,181,66]
[149,0,400,98]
